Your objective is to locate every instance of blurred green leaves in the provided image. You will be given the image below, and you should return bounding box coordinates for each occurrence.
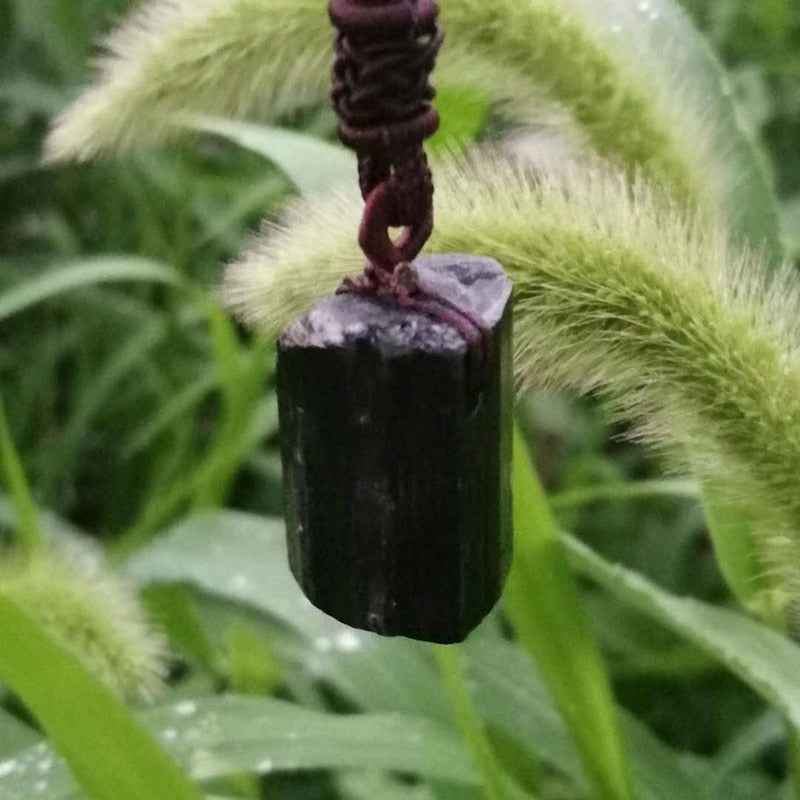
[125,509,721,799]
[0,594,200,800]
[1,696,477,800]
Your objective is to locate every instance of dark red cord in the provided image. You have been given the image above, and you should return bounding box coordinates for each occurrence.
[329,0,486,354]
[330,0,442,274]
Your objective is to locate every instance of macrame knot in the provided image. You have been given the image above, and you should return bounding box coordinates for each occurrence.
[329,0,443,272]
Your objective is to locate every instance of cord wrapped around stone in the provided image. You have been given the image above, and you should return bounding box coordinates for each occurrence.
[330,0,443,271]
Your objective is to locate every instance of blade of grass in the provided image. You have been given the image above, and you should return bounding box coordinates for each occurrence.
[432,645,513,800]
[427,85,489,155]
[188,370,274,511]
[0,709,40,758]
[225,621,282,696]
[0,593,201,800]
[123,371,217,458]
[549,478,699,510]
[787,724,800,799]
[563,529,800,793]
[193,176,289,250]
[112,370,273,556]
[0,257,183,322]
[185,117,355,196]
[0,494,84,542]
[0,398,43,556]
[505,424,634,800]
[465,637,704,800]
[3,696,478,797]
[713,711,783,780]
[42,320,168,493]
[562,533,800,729]
[190,303,272,509]
[700,486,774,618]
[0,78,66,117]
[140,584,220,674]
[0,156,39,185]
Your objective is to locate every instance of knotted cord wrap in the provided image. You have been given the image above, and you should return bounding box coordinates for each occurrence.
[330,0,443,273]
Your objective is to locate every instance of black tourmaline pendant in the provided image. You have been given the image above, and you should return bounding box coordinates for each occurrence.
[277,254,513,643]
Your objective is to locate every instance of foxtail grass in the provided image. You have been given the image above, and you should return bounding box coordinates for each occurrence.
[223,151,800,613]
[0,542,167,702]
[46,0,721,211]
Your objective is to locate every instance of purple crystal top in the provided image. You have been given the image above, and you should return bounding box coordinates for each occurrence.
[412,254,511,329]
[280,254,511,356]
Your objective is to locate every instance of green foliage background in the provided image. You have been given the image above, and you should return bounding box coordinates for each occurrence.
[680,0,800,257]
[0,1,799,799]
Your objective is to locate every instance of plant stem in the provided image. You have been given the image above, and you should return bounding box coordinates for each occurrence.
[432,644,512,800]
[505,423,635,800]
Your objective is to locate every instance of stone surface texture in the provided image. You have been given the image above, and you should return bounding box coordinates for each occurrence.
[277,254,513,643]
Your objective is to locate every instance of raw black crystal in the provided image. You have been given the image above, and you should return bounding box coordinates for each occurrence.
[277,253,513,643]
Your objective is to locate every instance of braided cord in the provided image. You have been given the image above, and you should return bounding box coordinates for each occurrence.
[329,0,443,271]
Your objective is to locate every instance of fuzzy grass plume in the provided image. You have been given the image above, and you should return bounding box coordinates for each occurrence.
[46,0,724,212]
[223,152,800,609]
[46,0,331,161]
[0,541,167,703]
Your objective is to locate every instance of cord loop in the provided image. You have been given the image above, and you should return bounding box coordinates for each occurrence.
[330,0,442,273]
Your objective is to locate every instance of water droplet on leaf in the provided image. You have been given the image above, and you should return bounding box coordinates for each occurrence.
[335,630,362,652]
[174,700,197,717]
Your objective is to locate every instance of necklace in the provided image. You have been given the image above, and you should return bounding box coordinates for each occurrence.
[276,0,513,643]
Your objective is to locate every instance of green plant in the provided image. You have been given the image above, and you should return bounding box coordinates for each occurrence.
[1,1,799,799]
